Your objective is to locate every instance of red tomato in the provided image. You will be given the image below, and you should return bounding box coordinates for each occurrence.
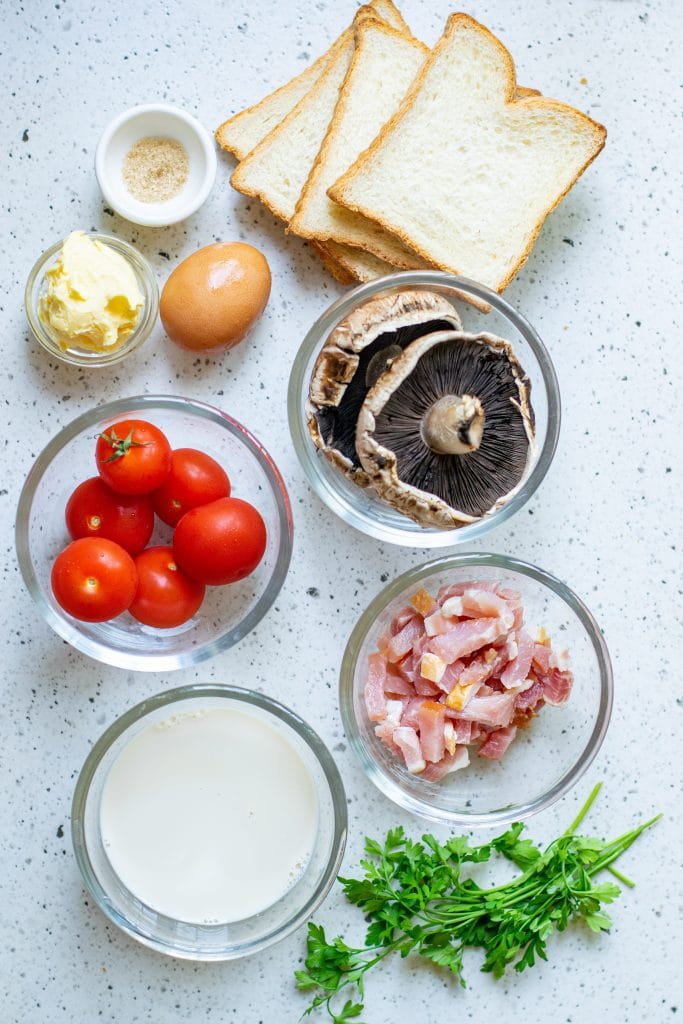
[51,537,138,622]
[95,419,172,495]
[173,497,267,586]
[151,448,231,527]
[129,546,205,628]
[65,477,154,554]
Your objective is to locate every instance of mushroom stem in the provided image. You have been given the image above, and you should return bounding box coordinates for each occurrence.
[421,394,485,455]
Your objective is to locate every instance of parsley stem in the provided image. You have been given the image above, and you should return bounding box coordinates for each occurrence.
[564,780,603,835]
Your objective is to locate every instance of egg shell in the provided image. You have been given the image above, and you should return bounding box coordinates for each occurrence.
[160,242,271,351]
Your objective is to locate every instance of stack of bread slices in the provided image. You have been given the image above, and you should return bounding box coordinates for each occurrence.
[216,1,606,293]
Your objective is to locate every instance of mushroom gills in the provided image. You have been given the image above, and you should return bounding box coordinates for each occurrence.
[313,319,457,473]
[356,331,535,525]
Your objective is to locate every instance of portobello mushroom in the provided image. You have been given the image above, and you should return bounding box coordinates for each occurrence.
[355,330,536,528]
[306,290,461,484]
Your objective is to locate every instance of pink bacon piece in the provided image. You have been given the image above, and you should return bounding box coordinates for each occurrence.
[531,642,552,674]
[437,580,500,603]
[429,617,507,664]
[514,679,545,712]
[384,669,416,698]
[421,746,470,781]
[386,617,423,663]
[540,667,573,706]
[500,630,535,689]
[455,691,516,729]
[442,588,515,629]
[364,652,387,721]
[417,701,446,763]
[400,697,425,730]
[394,726,426,774]
[478,725,518,760]
[391,606,418,634]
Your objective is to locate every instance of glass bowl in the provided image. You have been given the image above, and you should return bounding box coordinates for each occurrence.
[288,271,560,547]
[339,552,612,827]
[25,232,159,367]
[71,684,347,960]
[15,395,292,671]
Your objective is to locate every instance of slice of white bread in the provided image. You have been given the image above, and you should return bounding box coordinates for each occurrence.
[231,20,358,221]
[309,240,357,284]
[215,0,409,161]
[289,18,429,269]
[216,53,331,162]
[329,13,606,292]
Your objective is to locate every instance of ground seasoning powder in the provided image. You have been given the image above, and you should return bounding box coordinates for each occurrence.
[122,136,190,203]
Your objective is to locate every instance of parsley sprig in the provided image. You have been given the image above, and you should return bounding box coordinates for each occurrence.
[296,784,660,1022]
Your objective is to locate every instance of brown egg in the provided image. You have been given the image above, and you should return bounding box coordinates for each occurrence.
[160,242,271,352]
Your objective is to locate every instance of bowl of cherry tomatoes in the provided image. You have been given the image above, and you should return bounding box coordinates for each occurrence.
[16,395,292,670]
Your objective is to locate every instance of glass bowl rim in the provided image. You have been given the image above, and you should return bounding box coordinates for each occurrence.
[288,270,561,548]
[71,682,348,960]
[24,231,159,368]
[15,394,293,671]
[339,550,613,827]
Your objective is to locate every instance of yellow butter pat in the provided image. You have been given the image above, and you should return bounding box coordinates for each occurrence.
[39,231,143,352]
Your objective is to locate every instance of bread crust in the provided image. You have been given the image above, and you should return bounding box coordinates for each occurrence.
[308,241,357,284]
[329,12,607,293]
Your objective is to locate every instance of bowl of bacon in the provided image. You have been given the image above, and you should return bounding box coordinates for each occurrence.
[339,553,613,827]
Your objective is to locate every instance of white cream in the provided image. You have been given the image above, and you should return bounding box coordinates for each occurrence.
[99,706,319,924]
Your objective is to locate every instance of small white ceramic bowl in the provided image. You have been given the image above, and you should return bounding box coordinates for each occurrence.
[95,104,217,227]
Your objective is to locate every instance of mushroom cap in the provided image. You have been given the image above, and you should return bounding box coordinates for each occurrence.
[355,330,536,529]
[306,290,462,484]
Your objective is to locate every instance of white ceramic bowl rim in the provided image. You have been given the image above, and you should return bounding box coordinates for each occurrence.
[71,683,348,960]
[339,551,614,827]
[15,394,293,670]
[288,271,561,547]
[95,103,217,226]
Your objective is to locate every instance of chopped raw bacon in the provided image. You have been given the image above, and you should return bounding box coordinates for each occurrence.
[478,725,518,760]
[421,746,470,781]
[414,675,441,697]
[364,652,387,721]
[531,642,552,674]
[363,579,573,782]
[424,611,453,636]
[417,701,446,763]
[429,617,507,663]
[391,606,418,634]
[500,630,535,689]
[437,580,500,602]
[456,691,516,728]
[515,679,545,712]
[394,726,426,774]
[386,618,423,663]
[400,697,425,730]
[444,588,514,628]
[384,668,415,698]
[540,667,573,706]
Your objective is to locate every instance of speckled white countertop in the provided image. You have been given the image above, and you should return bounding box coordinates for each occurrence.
[1,0,681,1021]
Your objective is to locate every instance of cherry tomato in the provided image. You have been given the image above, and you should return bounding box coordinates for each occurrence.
[51,537,138,622]
[129,546,205,628]
[65,476,155,554]
[151,448,231,527]
[95,419,172,496]
[173,497,267,586]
